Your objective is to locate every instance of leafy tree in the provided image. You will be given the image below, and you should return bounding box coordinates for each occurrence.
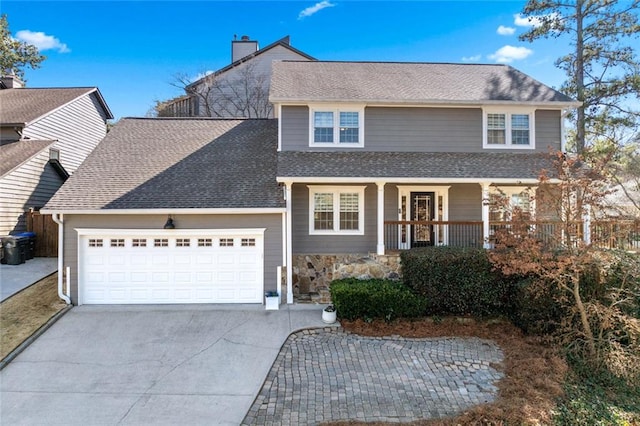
[489,152,640,383]
[519,1,640,154]
[0,14,46,80]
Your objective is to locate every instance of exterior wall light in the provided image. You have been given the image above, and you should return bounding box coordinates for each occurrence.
[164,215,175,229]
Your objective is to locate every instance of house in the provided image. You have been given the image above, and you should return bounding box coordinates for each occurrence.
[0,75,113,235]
[156,35,314,118]
[42,60,578,306]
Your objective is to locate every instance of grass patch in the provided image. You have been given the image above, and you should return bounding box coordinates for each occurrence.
[0,273,67,360]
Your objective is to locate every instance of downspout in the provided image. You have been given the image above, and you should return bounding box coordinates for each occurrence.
[52,213,71,304]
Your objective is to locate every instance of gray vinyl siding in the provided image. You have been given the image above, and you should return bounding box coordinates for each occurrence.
[62,214,283,305]
[449,184,482,221]
[535,109,562,152]
[292,183,377,254]
[281,106,309,149]
[192,45,312,118]
[280,106,562,153]
[384,184,399,221]
[0,151,64,234]
[22,92,108,174]
[366,108,481,152]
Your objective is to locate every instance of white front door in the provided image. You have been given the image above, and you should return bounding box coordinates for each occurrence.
[78,229,264,304]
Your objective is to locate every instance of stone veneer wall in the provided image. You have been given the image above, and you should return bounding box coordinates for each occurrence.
[291,253,402,296]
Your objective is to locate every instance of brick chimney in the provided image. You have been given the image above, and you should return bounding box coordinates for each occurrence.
[0,74,24,89]
[231,35,259,63]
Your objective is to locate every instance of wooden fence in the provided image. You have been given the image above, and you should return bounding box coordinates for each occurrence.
[26,211,58,257]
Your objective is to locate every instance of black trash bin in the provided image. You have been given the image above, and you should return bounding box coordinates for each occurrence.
[16,231,36,260]
[0,236,26,265]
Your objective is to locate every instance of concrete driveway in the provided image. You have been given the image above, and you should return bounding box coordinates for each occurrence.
[0,304,334,425]
[0,257,58,301]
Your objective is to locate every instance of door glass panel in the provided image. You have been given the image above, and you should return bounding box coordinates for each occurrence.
[411,192,435,247]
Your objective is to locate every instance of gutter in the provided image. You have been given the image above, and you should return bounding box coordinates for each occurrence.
[51,213,71,304]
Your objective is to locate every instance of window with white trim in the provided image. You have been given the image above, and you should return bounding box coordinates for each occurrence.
[309,106,365,147]
[489,187,534,221]
[483,109,535,149]
[308,186,365,235]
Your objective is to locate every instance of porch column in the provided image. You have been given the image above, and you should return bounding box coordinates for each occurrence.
[376,182,386,255]
[583,204,592,245]
[285,182,294,304]
[481,182,491,249]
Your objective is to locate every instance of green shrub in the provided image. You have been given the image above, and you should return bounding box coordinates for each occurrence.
[329,278,427,322]
[400,247,512,317]
[508,276,566,335]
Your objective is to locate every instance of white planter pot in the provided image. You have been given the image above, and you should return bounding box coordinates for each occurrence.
[322,308,337,324]
[265,295,279,310]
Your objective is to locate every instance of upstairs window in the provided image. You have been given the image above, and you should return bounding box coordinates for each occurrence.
[310,106,364,147]
[483,109,535,149]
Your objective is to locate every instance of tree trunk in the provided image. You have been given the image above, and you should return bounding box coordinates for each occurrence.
[572,275,596,357]
[575,0,586,154]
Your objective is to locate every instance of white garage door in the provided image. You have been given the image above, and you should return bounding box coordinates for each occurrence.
[78,229,264,305]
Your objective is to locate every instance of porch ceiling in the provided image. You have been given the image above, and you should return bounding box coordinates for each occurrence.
[277,151,555,181]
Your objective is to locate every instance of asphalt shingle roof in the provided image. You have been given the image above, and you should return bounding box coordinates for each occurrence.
[270,61,575,104]
[0,139,56,177]
[45,118,284,211]
[277,151,554,180]
[0,88,102,125]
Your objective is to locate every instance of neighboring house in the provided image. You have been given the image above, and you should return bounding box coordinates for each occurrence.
[43,60,578,306]
[157,35,314,118]
[0,75,113,235]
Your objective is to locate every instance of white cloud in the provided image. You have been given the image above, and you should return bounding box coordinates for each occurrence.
[461,54,482,62]
[488,45,533,63]
[15,30,70,53]
[191,71,214,82]
[514,12,561,28]
[298,1,335,19]
[497,25,516,36]
[514,13,541,27]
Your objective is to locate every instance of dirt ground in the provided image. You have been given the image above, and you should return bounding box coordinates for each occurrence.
[0,273,67,360]
[329,317,567,426]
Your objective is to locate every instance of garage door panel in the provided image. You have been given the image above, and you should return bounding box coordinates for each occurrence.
[80,232,264,304]
[109,272,126,282]
[152,255,169,265]
[130,256,148,266]
[131,272,148,282]
[175,272,191,283]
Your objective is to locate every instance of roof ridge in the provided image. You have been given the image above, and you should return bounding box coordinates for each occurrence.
[120,117,275,121]
[277,60,507,67]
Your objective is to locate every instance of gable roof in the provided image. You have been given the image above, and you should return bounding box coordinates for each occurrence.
[276,151,554,182]
[0,139,56,177]
[0,87,113,126]
[270,61,578,106]
[187,36,315,90]
[44,118,284,211]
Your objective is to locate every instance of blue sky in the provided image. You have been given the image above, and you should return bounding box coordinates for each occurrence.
[4,1,570,120]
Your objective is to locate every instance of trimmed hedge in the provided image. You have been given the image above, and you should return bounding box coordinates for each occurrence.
[509,276,565,335]
[401,247,512,317]
[329,278,427,322]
